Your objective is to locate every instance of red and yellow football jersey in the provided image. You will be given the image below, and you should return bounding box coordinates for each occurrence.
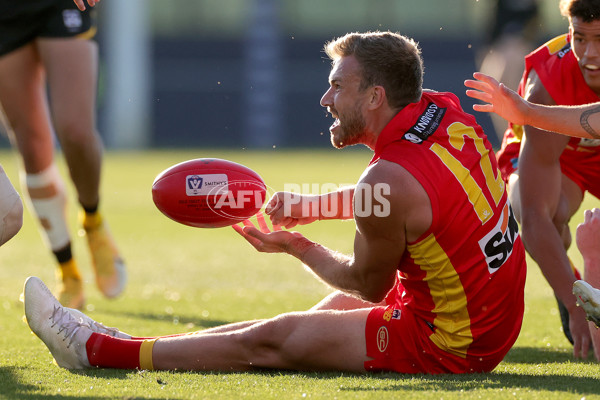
[496,34,600,196]
[370,91,526,361]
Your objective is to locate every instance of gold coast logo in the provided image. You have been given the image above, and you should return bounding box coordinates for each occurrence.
[377,326,389,353]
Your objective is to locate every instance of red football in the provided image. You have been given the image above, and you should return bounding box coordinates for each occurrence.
[152,158,267,228]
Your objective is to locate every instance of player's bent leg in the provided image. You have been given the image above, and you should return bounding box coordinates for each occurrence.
[310,290,383,311]
[152,308,371,372]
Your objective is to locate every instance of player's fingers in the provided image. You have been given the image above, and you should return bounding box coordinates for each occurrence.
[232,224,244,235]
[284,219,298,229]
[472,104,493,113]
[73,0,86,11]
[464,79,489,92]
[472,72,499,86]
[256,212,270,233]
[265,196,282,215]
[465,89,492,103]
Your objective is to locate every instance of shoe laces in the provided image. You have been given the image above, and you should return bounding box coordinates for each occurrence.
[49,306,87,348]
[84,319,121,337]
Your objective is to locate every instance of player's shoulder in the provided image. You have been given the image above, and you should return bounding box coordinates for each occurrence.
[360,159,427,201]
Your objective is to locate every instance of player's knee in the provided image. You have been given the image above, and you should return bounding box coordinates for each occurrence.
[238,313,306,368]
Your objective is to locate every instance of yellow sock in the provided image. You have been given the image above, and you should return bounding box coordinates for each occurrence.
[81,210,103,231]
[139,339,157,370]
[59,258,82,281]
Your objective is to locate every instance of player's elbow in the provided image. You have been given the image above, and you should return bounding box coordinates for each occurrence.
[353,272,394,304]
[0,195,23,246]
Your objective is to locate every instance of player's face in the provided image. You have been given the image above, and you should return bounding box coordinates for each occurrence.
[570,16,600,95]
[320,55,370,149]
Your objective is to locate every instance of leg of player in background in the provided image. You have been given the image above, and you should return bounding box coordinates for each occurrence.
[575,208,600,360]
[37,37,126,299]
[0,42,85,308]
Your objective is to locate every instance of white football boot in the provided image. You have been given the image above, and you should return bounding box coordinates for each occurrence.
[67,308,131,339]
[23,276,92,369]
[573,280,600,328]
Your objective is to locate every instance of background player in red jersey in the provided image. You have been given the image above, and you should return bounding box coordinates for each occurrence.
[489,0,600,360]
[465,72,600,360]
[23,31,526,374]
[0,0,126,309]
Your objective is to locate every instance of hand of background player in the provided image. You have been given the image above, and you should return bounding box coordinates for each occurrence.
[233,213,309,256]
[465,72,529,126]
[73,0,100,11]
[265,192,320,229]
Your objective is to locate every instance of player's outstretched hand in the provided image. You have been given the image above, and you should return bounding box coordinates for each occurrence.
[265,192,319,229]
[464,72,529,126]
[232,213,298,254]
[73,0,100,11]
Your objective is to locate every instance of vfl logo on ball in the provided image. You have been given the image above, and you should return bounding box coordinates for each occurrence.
[377,326,389,353]
[187,175,204,194]
[186,174,228,196]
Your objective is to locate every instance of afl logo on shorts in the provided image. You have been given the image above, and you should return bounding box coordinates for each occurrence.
[377,326,389,353]
[63,10,83,31]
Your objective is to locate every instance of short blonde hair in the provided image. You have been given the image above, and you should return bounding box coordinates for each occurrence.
[324,31,423,108]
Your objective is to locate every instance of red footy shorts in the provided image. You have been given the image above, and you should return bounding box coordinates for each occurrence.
[497,141,600,198]
[364,305,504,374]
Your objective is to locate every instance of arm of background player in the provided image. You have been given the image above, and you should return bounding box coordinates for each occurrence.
[465,72,600,139]
[517,70,593,359]
[266,186,355,228]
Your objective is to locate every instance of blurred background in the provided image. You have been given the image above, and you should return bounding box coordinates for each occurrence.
[3,0,570,150]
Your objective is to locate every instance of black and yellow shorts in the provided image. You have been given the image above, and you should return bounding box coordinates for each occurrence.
[0,0,96,57]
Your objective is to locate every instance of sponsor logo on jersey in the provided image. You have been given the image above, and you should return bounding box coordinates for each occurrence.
[186,174,228,196]
[403,103,446,144]
[557,43,571,59]
[392,309,401,320]
[62,10,83,31]
[383,308,393,322]
[478,202,519,273]
[377,326,389,352]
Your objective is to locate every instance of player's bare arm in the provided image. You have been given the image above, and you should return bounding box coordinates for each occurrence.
[237,160,430,303]
[465,72,600,139]
[518,69,593,359]
[266,187,355,228]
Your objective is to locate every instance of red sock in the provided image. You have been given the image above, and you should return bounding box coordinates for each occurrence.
[86,333,144,369]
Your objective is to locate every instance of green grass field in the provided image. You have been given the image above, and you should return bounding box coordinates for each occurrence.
[0,148,599,400]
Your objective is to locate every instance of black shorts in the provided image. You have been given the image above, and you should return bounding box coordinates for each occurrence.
[0,0,96,57]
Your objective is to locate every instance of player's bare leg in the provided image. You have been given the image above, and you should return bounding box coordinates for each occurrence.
[152,308,371,372]
[38,38,126,298]
[24,276,372,372]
